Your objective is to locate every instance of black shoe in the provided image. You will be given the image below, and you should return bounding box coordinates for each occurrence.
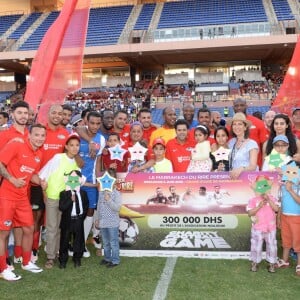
[100,259,110,266]
[74,260,81,268]
[107,262,119,268]
[59,263,66,269]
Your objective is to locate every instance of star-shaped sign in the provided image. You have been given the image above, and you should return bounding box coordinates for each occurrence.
[266,149,284,169]
[108,144,127,161]
[211,146,230,162]
[253,176,272,194]
[64,170,83,192]
[97,171,116,192]
[128,142,148,161]
[281,161,300,184]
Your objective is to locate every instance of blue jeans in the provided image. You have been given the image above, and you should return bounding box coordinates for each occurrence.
[100,227,120,264]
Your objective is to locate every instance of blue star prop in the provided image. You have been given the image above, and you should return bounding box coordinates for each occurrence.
[281,161,300,184]
[97,171,116,192]
[108,144,127,161]
[128,142,148,161]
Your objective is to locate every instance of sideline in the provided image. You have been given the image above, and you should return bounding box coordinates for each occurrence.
[152,257,178,300]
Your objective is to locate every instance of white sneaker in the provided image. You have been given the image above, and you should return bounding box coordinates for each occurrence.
[21,261,43,273]
[0,268,21,281]
[93,236,102,249]
[13,256,22,264]
[7,264,15,271]
[83,248,90,258]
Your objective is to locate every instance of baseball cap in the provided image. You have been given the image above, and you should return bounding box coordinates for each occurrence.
[65,133,80,145]
[71,114,82,126]
[272,135,289,144]
[152,138,166,148]
[292,107,300,115]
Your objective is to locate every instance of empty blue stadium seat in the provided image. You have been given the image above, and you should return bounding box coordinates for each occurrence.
[0,14,22,36]
[134,3,156,30]
[157,0,268,29]
[272,0,295,21]
[8,13,41,40]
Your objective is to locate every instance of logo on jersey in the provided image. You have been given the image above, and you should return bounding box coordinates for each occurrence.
[57,134,66,140]
[4,220,12,227]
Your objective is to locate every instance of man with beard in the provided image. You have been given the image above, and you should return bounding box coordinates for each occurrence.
[99,109,114,140]
[146,187,168,205]
[113,110,130,145]
[165,119,195,172]
[149,106,177,147]
[37,105,70,268]
[78,111,105,257]
[0,124,47,280]
[138,108,158,143]
[61,104,73,133]
[0,101,30,267]
[182,103,198,129]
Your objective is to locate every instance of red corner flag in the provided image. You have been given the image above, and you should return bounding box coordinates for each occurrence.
[25,0,90,124]
[271,36,300,115]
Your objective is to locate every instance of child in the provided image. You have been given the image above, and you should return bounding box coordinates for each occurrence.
[187,125,212,172]
[152,138,172,173]
[210,126,230,171]
[262,135,292,171]
[96,132,129,176]
[59,170,88,268]
[95,170,122,267]
[247,175,279,273]
[39,134,81,269]
[276,160,300,276]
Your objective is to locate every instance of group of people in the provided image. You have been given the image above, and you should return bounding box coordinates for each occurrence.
[0,96,300,280]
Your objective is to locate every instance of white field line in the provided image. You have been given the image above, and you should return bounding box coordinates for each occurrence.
[152,257,178,300]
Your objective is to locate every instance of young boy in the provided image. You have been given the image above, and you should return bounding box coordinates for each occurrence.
[59,170,88,268]
[95,169,122,267]
[152,138,172,173]
[39,134,81,269]
[276,161,300,276]
[96,132,129,176]
[262,135,292,171]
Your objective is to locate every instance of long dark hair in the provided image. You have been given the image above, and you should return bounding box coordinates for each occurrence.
[265,114,297,156]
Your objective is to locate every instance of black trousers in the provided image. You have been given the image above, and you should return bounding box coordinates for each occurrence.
[59,216,85,264]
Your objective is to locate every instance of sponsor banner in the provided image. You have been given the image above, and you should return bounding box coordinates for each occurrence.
[117,172,279,259]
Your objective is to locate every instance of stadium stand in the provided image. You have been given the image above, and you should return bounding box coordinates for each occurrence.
[0,14,22,36]
[19,11,59,50]
[134,3,156,30]
[85,6,133,46]
[8,12,41,40]
[157,0,268,29]
[272,0,295,21]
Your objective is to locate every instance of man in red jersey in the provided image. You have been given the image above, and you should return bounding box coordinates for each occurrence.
[113,110,130,145]
[0,124,46,281]
[165,119,195,172]
[30,104,69,263]
[232,98,268,167]
[137,108,158,143]
[0,101,30,268]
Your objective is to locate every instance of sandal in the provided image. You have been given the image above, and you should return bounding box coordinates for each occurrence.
[45,259,54,269]
[275,259,290,268]
[296,265,300,276]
